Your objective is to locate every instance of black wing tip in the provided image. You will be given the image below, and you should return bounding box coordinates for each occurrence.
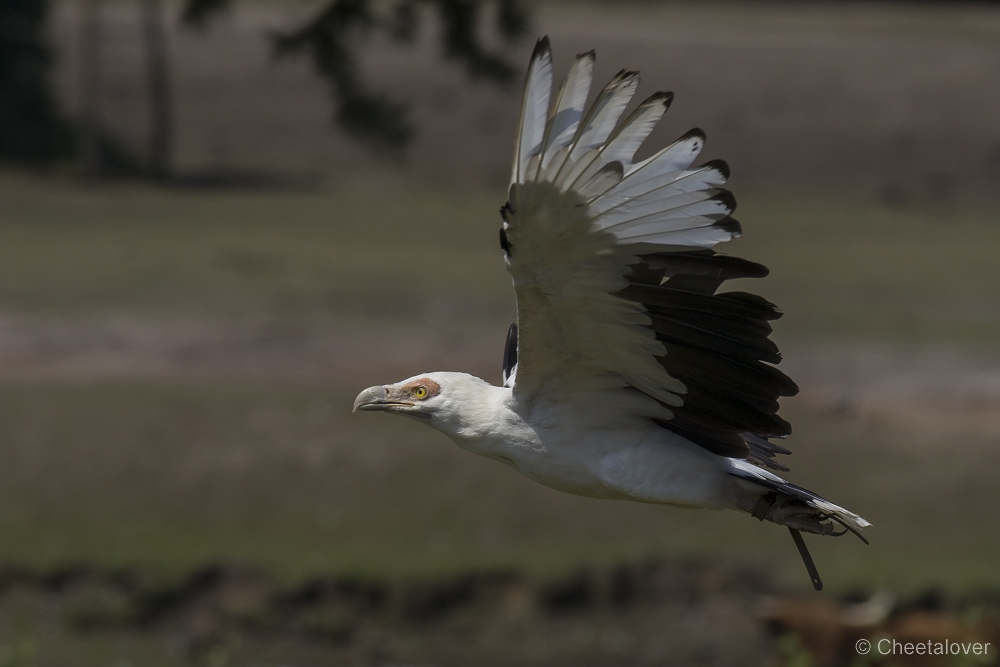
[763,368,798,397]
[748,258,769,279]
[648,91,675,108]
[596,160,625,178]
[714,216,742,238]
[745,433,792,472]
[612,68,641,83]
[746,433,792,456]
[681,127,707,143]
[576,49,596,61]
[499,227,512,253]
[714,189,738,214]
[533,36,551,58]
[719,253,769,279]
[502,322,518,383]
[635,249,769,280]
[702,158,731,180]
[499,201,513,221]
[771,414,793,437]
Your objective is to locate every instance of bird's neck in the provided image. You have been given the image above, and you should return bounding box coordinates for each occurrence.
[435,384,542,458]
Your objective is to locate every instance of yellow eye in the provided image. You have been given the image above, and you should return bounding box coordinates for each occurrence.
[413,386,427,399]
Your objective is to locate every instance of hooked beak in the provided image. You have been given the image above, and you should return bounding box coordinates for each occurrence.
[353,385,411,413]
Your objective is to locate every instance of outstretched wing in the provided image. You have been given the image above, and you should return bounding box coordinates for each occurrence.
[501,38,798,470]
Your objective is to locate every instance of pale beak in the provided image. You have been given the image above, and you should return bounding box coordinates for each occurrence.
[353,385,414,413]
[353,385,388,412]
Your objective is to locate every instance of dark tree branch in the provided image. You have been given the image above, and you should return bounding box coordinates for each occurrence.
[272,0,413,152]
[497,0,529,41]
[180,0,229,29]
[184,0,528,153]
[434,0,516,83]
[141,0,172,176]
[0,0,74,163]
[388,0,419,43]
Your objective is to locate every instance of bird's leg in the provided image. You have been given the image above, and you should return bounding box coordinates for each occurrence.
[739,495,839,536]
[776,513,839,536]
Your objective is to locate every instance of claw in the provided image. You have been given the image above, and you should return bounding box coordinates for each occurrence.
[779,515,839,536]
[740,496,838,535]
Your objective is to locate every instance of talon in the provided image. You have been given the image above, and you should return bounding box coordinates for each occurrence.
[739,496,838,535]
[779,516,838,536]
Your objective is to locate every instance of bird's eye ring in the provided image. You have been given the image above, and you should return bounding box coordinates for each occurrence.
[413,386,427,399]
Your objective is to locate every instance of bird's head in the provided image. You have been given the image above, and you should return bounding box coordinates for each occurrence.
[353,372,504,440]
[353,374,446,420]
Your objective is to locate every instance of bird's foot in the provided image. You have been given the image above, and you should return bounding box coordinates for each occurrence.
[774,511,839,536]
[742,495,840,536]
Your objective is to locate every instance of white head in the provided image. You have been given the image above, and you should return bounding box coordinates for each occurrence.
[353,371,504,441]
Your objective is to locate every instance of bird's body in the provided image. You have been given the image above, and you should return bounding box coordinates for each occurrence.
[408,371,734,508]
[355,38,869,589]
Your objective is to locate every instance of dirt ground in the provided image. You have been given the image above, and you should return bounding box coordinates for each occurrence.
[4,313,1000,437]
[1,560,998,666]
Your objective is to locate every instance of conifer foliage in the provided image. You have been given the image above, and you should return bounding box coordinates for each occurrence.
[184,0,529,152]
[0,0,73,163]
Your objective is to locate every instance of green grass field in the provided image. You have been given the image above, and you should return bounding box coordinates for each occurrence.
[3,174,998,339]
[2,172,999,600]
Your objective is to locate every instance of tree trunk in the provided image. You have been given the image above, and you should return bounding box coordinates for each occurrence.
[78,0,103,178]
[140,0,172,179]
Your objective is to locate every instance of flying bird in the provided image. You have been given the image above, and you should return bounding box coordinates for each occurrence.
[354,37,868,591]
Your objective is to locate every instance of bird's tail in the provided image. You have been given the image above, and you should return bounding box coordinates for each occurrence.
[727,458,870,591]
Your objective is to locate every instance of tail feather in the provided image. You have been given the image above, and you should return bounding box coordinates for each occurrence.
[729,458,869,592]
[728,458,871,536]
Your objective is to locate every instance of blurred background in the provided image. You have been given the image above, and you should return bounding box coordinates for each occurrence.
[2,0,1000,664]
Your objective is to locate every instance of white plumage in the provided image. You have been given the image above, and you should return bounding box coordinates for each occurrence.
[354,38,868,591]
